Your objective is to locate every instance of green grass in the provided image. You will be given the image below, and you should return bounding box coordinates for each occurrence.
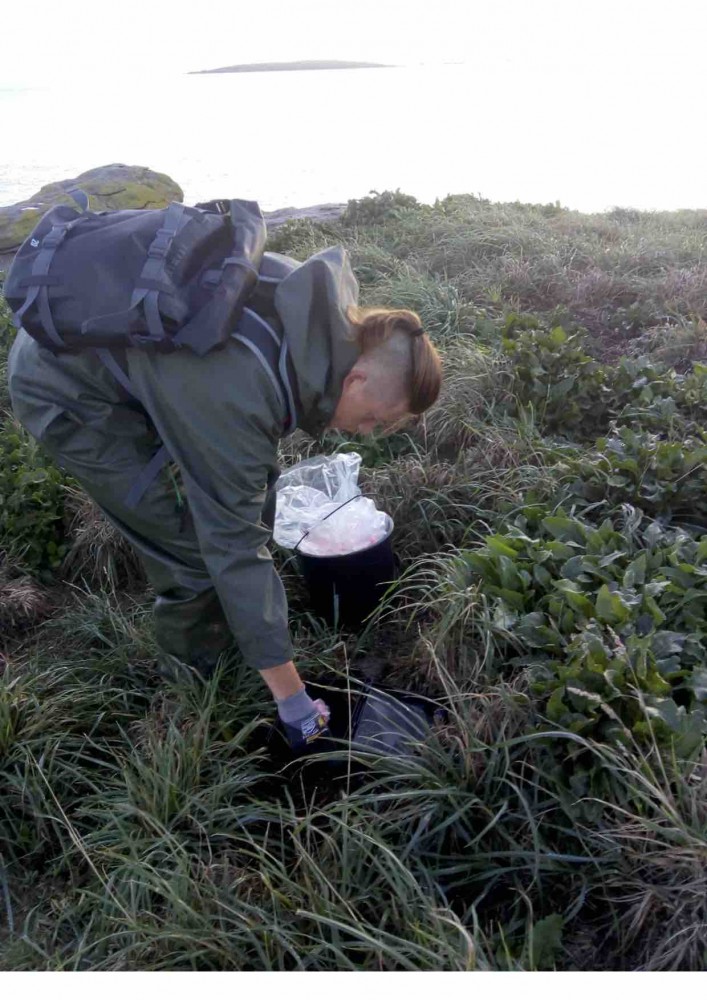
[1,191,707,970]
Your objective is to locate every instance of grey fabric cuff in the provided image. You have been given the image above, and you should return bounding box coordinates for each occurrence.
[275,685,316,724]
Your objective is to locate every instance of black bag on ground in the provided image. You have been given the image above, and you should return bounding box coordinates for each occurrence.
[3,192,267,356]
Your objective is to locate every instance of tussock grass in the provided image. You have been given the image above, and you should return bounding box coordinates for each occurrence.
[271,193,707,356]
[63,488,146,591]
[0,560,53,637]
[1,595,704,969]
[586,745,707,970]
[0,621,602,970]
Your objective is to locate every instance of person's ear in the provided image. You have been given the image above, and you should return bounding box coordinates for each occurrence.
[342,369,367,392]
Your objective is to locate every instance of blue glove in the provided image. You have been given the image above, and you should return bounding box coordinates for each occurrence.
[276,687,331,751]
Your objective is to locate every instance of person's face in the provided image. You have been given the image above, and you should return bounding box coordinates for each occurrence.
[328,370,411,435]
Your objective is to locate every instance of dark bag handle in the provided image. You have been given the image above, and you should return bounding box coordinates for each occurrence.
[293,494,365,552]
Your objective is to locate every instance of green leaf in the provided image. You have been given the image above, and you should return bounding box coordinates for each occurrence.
[642,697,685,733]
[546,685,568,722]
[553,579,595,618]
[548,375,576,400]
[545,540,576,560]
[529,913,565,970]
[598,551,625,569]
[643,594,666,625]
[498,554,523,591]
[486,535,520,558]
[623,553,647,588]
[686,668,707,702]
[18,469,48,485]
[662,566,697,590]
[516,612,560,650]
[533,564,553,588]
[651,632,685,658]
[495,587,527,611]
[461,552,493,579]
[595,584,631,624]
[542,516,587,545]
[548,326,568,347]
[560,555,586,581]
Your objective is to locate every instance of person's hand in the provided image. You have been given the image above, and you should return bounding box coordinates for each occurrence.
[311,698,331,728]
[283,697,331,751]
[276,689,331,752]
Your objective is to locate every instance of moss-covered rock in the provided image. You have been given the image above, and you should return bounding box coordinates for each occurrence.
[0,164,183,252]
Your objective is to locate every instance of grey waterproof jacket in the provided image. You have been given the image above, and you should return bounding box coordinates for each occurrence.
[7,246,361,670]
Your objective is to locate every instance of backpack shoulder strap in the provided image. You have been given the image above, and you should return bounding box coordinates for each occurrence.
[233,308,300,434]
[120,304,301,512]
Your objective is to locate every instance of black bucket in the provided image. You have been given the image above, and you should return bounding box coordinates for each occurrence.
[295,512,396,630]
[262,675,446,767]
[243,676,446,806]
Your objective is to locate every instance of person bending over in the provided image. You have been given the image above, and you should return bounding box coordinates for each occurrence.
[7,246,442,749]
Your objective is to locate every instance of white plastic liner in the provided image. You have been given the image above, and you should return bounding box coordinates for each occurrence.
[274,452,390,556]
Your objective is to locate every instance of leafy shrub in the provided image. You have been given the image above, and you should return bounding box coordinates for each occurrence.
[439,508,707,755]
[0,420,70,576]
[341,189,420,227]
[501,314,707,441]
[501,318,607,438]
[672,361,707,421]
[1,282,72,576]
[560,426,707,527]
[0,285,16,410]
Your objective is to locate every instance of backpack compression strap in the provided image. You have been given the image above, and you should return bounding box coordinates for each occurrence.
[91,347,172,510]
[12,189,89,348]
[125,202,191,346]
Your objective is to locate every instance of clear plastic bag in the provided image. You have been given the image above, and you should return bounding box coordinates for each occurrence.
[274,453,390,555]
[299,499,391,556]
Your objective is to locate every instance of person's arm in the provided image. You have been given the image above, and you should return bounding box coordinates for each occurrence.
[126,340,294,671]
[263,660,331,747]
[126,340,331,744]
[260,660,305,699]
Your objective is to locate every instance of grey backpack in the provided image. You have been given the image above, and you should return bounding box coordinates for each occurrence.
[4,191,266,356]
[3,192,303,510]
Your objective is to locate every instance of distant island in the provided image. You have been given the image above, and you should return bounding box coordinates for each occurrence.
[189,60,395,75]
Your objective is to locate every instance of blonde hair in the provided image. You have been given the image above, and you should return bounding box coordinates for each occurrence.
[345,305,443,414]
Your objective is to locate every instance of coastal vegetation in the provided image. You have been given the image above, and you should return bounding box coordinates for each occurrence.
[1,189,706,970]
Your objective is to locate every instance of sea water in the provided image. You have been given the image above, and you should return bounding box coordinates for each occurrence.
[0,64,704,214]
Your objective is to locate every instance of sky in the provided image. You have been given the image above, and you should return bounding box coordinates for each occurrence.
[2,0,705,87]
[2,0,706,211]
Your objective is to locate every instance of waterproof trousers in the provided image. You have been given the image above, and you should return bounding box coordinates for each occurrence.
[9,346,276,675]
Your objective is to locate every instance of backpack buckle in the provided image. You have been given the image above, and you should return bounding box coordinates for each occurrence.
[147,227,175,259]
[129,331,164,347]
[42,226,69,250]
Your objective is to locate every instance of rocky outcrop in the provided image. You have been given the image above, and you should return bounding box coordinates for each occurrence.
[0,164,184,253]
[263,203,346,229]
